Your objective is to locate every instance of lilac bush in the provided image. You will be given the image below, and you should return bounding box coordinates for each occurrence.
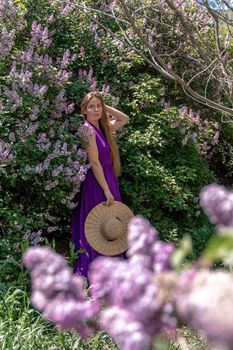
[0,0,93,242]
[1,1,138,280]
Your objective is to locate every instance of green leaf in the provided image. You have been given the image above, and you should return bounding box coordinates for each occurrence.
[203,230,233,263]
[171,234,193,268]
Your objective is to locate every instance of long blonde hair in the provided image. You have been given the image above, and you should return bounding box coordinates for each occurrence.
[81,91,121,177]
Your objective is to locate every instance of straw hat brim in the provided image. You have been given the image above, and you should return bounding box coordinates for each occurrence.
[84,201,134,256]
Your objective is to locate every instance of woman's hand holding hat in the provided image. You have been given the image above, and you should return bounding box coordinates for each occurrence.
[104,189,114,206]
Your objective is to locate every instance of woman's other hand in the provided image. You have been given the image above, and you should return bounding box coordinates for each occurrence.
[104,189,114,206]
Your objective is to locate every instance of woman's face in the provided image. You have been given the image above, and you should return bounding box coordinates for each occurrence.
[84,97,103,123]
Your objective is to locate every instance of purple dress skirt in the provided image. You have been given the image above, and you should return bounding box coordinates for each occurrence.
[71,120,125,278]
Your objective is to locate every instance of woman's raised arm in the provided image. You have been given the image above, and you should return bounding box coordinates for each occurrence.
[105,104,129,132]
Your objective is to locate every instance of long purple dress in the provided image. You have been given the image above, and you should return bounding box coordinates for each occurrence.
[71,120,123,278]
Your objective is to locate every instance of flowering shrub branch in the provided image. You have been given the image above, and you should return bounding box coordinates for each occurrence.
[60,0,233,115]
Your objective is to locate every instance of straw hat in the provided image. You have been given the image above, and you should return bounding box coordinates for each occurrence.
[84,201,134,256]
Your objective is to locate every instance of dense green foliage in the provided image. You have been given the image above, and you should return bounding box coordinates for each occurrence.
[117,74,217,253]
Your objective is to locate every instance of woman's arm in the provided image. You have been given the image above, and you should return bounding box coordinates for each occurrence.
[105,104,129,132]
[86,132,114,206]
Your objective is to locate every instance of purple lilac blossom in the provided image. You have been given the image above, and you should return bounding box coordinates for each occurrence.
[23,230,44,245]
[76,123,94,146]
[100,307,152,350]
[0,0,16,20]
[200,183,233,229]
[3,87,23,112]
[102,83,110,94]
[0,139,14,165]
[127,215,175,273]
[30,22,52,48]
[23,246,99,335]
[77,148,87,160]
[175,270,233,349]
[0,27,15,57]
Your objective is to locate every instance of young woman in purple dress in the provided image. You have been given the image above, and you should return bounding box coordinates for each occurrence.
[71,91,129,278]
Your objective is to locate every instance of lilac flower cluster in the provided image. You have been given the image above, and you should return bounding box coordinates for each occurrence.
[24,134,90,204]
[102,83,110,94]
[77,67,111,93]
[10,63,48,100]
[60,162,91,209]
[76,123,94,147]
[3,86,23,112]
[37,133,51,151]
[44,179,59,191]
[60,3,76,17]
[30,21,52,49]
[170,105,220,157]
[127,216,175,273]
[0,27,15,57]
[53,90,75,116]
[175,270,233,349]
[0,139,14,165]
[57,49,77,69]
[78,67,97,91]
[0,0,16,21]
[23,229,44,245]
[8,25,75,106]
[169,1,214,32]
[23,247,99,336]
[200,183,233,230]
[28,105,40,121]
[77,147,87,160]
[21,49,52,67]
[56,69,73,86]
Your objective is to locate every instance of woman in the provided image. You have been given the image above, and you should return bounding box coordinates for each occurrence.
[71,91,129,278]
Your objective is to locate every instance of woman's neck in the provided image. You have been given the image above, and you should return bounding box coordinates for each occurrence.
[87,119,100,129]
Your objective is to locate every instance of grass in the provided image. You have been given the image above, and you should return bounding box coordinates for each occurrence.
[0,286,209,350]
[170,328,209,350]
[0,287,117,350]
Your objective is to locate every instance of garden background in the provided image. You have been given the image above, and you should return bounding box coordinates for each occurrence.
[1,0,233,349]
